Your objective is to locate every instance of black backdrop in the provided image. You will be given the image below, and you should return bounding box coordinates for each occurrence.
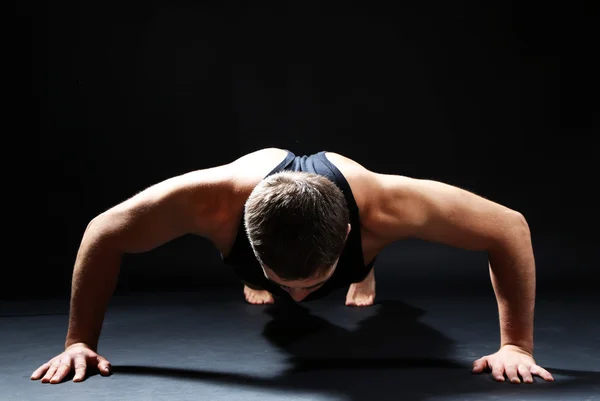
[13,1,597,300]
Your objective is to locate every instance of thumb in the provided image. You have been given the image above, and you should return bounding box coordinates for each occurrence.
[472,357,488,373]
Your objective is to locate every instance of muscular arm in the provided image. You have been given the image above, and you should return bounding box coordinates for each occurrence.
[368,174,535,353]
[66,166,235,350]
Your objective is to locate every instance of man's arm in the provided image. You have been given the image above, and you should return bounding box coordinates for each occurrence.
[367,174,535,353]
[32,148,291,384]
[66,165,236,350]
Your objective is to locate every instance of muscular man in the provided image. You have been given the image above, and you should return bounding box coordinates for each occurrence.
[31,148,554,384]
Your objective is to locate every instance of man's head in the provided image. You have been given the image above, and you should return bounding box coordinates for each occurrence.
[244,171,350,301]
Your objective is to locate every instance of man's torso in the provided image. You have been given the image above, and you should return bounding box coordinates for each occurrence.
[212,148,382,270]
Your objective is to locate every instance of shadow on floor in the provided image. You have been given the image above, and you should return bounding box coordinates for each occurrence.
[110,299,599,400]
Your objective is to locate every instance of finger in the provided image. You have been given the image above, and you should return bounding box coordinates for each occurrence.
[491,363,505,382]
[530,364,555,382]
[505,364,520,384]
[96,356,111,376]
[472,357,488,373]
[41,362,59,383]
[31,362,51,380]
[73,355,87,382]
[50,362,71,384]
[518,364,533,383]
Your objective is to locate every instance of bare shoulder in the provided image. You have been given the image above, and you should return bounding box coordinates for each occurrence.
[323,151,381,222]
[229,148,290,187]
[92,148,288,258]
[212,147,289,254]
[323,152,401,258]
[167,147,288,208]
[222,147,290,212]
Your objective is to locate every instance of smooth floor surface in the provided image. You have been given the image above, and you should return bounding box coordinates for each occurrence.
[1,285,599,401]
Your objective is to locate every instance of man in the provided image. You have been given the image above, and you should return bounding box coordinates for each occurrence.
[31,148,555,385]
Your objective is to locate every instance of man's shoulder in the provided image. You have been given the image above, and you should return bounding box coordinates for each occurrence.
[206,148,290,255]
[231,148,290,168]
[323,152,380,219]
[323,152,394,254]
[229,148,290,185]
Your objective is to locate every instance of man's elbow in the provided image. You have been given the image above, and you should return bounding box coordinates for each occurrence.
[83,213,126,250]
[498,210,532,248]
[511,211,530,235]
[489,210,531,251]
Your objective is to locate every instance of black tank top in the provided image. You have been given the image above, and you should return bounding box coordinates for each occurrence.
[222,150,376,301]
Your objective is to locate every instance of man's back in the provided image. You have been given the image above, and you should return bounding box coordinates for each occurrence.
[215,148,380,261]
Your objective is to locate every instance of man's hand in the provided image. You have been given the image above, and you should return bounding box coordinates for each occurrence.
[30,343,111,384]
[472,344,554,383]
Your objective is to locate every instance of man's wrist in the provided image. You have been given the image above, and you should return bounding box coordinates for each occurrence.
[501,342,534,355]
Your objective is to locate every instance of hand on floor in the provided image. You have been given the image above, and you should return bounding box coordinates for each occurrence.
[472,344,554,383]
[31,342,111,384]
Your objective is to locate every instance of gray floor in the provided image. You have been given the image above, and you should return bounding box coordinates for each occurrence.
[1,286,599,401]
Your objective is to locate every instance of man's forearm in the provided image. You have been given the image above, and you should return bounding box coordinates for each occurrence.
[488,218,536,354]
[65,220,123,351]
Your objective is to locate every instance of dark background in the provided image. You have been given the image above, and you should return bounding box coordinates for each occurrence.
[11,1,597,300]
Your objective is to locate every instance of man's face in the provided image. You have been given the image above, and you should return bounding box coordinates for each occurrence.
[261,259,339,302]
[256,223,351,302]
